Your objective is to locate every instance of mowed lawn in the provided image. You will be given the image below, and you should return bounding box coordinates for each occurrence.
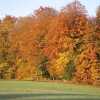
[0,81,100,100]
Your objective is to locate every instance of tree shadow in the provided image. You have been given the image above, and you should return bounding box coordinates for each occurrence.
[0,93,99,100]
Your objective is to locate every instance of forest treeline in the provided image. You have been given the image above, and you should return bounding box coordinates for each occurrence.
[0,0,100,85]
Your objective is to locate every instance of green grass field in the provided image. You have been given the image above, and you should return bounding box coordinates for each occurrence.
[0,80,100,100]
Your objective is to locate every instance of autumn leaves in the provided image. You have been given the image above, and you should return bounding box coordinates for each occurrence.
[0,1,100,85]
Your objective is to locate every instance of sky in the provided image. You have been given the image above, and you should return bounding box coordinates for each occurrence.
[0,0,100,19]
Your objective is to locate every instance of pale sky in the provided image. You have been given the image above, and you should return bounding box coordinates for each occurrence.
[0,0,100,19]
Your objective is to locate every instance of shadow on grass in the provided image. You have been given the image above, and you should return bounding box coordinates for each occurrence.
[0,93,99,100]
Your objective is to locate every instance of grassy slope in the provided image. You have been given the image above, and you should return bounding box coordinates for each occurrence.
[0,80,100,100]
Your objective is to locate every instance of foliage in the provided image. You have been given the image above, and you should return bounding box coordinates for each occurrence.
[49,52,75,80]
[0,1,100,85]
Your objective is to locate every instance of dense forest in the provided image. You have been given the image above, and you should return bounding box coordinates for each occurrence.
[0,0,100,85]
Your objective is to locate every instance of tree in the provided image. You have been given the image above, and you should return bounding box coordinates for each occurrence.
[75,43,100,84]
[0,16,16,79]
[61,0,90,38]
[10,7,57,80]
[95,5,100,34]
[49,51,75,80]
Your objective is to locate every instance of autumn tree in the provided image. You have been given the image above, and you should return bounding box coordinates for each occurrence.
[61,0,90,38]
[30,7,57,79]
[0,16,16,79]
[49,51,75,80]
[74,42,100,84]
[10,7,57,80]
[0,0,99,85]
[45,0,90,81]
[95,6,100,35]
[95,5,100,54]
[10,16,39,80]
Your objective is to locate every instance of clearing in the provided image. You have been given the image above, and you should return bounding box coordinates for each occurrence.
[0,80,100,100]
